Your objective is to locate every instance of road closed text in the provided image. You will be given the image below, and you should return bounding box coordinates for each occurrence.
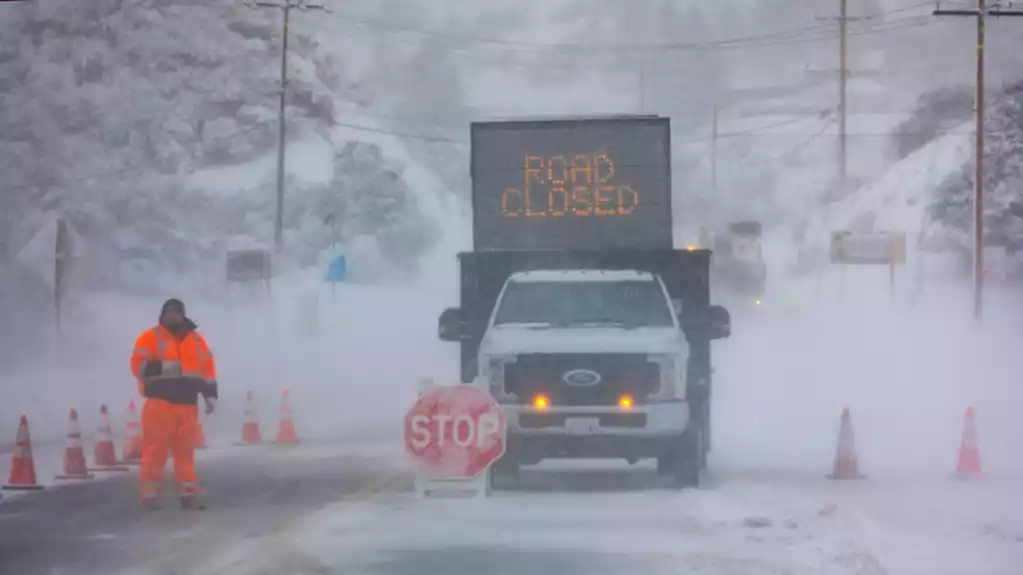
[501,154,639,217]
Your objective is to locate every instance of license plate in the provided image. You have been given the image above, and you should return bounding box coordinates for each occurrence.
[564,417,600,435]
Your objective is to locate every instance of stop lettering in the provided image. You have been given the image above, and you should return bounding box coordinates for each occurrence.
[408,412,501,450]
[404,384,507,479]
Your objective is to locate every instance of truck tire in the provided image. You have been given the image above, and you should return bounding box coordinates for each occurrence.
[657,427,701,489]
[699,400,712,468]
[688,396,712,469]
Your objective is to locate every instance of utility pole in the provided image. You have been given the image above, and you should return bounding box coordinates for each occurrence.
[245,0,330,253]
[935,0,1023,322]
[637,61,647,113]
[711,104,719,195]
[815,0,870,201]
[838,0,848,198]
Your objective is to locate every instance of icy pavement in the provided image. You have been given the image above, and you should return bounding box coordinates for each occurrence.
[185,462,1022,575]
[0,438,411,575]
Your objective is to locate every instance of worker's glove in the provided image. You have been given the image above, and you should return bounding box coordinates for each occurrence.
[203,397,217,415]
[142,360,162,379]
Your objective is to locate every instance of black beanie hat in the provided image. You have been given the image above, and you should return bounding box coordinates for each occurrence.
[161,298,186,317]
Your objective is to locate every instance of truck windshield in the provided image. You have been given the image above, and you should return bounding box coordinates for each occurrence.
[493,280,675,328]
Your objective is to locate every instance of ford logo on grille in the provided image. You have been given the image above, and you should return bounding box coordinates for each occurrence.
[563,369,602,387]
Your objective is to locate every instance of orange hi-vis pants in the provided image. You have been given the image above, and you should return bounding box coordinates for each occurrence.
[138,399,200,502]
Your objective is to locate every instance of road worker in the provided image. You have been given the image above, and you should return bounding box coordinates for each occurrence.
[130,298,217,510]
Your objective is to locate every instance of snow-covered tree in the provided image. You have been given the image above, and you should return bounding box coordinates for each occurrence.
[0,0,440,291]
[890,86,974,161]
[928,81,1023,255]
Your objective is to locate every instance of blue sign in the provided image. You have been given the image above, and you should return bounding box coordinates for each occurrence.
[326,254,347,283]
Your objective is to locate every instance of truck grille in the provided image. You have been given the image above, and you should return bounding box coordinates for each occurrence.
[504,353,660,406]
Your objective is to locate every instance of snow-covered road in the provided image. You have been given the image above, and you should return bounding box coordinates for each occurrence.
[175,460,1020,575]
[0,439,412,575]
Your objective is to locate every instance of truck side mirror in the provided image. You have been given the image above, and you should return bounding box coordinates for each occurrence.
[438,307,465,342]
[707,305,731,340]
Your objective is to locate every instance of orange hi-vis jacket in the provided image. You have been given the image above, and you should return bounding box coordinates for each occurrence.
[130,324,217,405]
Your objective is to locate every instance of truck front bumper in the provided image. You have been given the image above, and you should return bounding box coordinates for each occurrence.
[501,401,690,461]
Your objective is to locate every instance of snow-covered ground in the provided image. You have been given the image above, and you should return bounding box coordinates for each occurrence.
[195,469,1020,575]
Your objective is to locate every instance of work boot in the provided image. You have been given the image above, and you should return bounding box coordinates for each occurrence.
[180,495,206,510]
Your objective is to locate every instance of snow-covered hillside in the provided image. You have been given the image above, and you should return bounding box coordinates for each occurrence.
[929,81,1023,256]
[778,122,974,275]
[0,0,442,286]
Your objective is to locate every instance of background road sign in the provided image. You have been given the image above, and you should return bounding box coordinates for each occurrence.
[226,249,271,282]
[326,254,347,283]
[404,385,506,479]
[830,230,907,265]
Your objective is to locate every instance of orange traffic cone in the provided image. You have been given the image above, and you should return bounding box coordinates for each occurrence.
[239,390,262,445]
[827,407,864,480]
[956,407,982,478]
[55,409,94,480]
[2,415,44,491]
[274,390,299,445]
[121,399,142,464]
[90,405,130,472]
[194,419,208,450]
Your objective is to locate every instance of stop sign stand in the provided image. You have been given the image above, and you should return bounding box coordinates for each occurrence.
[405,377,507,498]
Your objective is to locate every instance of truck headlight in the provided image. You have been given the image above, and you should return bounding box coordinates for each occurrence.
[647,354,684,400]
[485,355,517,400]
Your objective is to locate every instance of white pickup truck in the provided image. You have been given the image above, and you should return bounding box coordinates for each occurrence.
[472,268,704,487]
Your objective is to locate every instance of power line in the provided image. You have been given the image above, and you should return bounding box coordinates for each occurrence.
[714,120,836,177]
[707,113,831,140]
[320,14,833,53]
[767,120,836,162]
[332,118,465,143]
[292,11,944,83]
[312,2,938,54]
